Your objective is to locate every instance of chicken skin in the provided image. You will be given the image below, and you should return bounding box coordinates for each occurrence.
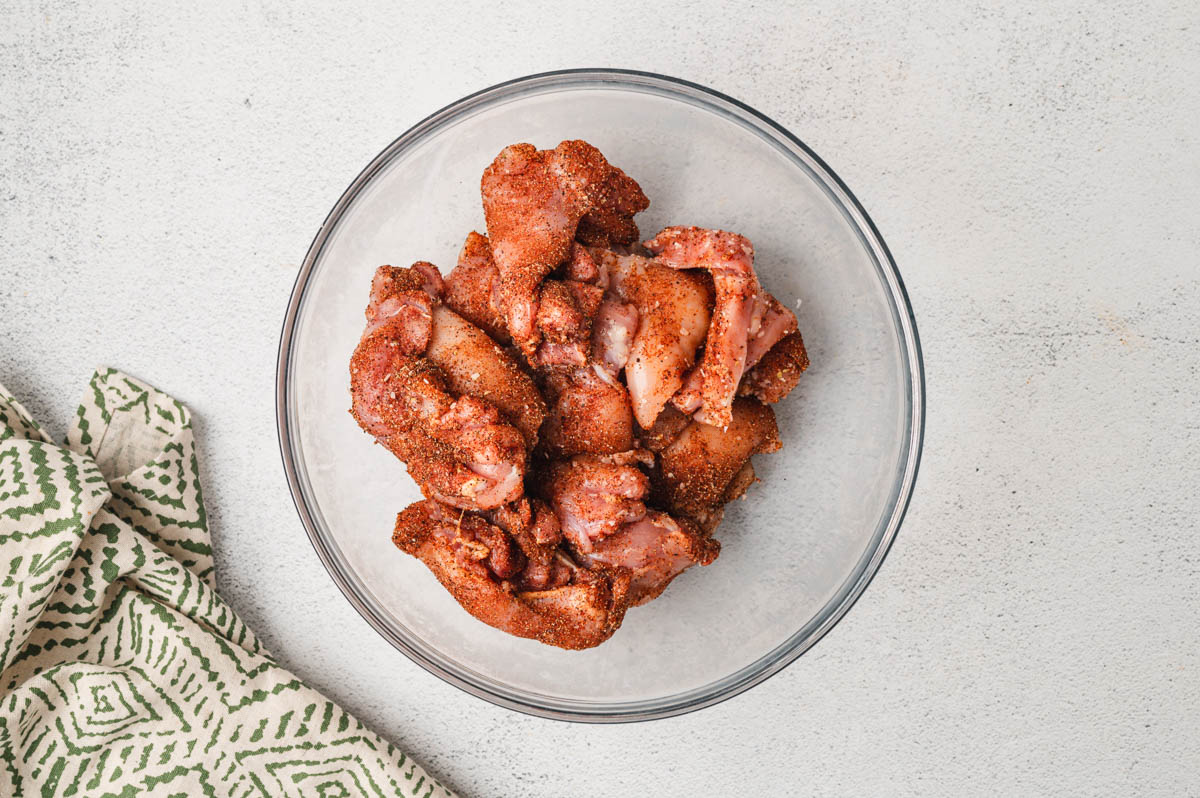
[350,263,542,510]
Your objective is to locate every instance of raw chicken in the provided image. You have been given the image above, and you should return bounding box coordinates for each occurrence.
[542,452,651,552]
[426,303,546,447]
[544,452,719,604]
[393,500,630,649]
[590,295,639,378]
[481,141,647,355]
[651,397,782,527]
[350,263,541,510]
[744,292,798,369]
[445,232,608,371]
[486,497,571,592]
[579,511,719,605]
[443,231,509,344]
[739,330,810,404]
[646,226,777,428]
[532,278,604,368]
[591,248,713,428]
[350,139,809,650]
[539,366,636,457]
[671,289,798,414]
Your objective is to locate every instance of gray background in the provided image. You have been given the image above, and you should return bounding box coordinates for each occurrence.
[2,1,1197,795]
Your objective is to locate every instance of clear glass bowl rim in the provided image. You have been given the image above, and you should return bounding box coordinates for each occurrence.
[275,68,926,723]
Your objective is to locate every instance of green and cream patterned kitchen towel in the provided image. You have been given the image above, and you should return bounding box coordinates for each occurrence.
[0,368,453,797]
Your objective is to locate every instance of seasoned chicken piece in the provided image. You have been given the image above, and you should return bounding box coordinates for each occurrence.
[578,511,719,605]
[486,497,572,591]
[445,234,637,457]
[352,136,814,649]
[350,264,537,510]
[426,303,546,447]
[443,231,509,344]
[592,248,713,428]
[536,280,589,342]
[573,162,650,248]
[688,461,758,535]
[539,366,635,457]
[378,420,519,513]
[532,278,604,368]
[482,141,647,355]
[638,404,693,453]
[540,448,711,604]
[744,292,798,368]
[645,226,766,428]
[652,397,782,522]
[673,289,798,413]
[394,500,630,649]
[638,400,753,532]
[739,330,810,404]
[445,233,607,369]
[542,452,651,552]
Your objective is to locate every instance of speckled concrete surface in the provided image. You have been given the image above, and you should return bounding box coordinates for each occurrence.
[3,2,1198,795]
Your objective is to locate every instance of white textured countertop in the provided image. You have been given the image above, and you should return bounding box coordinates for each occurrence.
[3,2,1198,795]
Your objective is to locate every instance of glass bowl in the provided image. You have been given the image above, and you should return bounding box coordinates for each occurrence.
[276,69,924,722]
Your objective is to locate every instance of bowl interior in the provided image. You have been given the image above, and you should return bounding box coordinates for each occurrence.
[282,74,916,717]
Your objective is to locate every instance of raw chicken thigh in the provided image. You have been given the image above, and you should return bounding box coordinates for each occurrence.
[350,139,809,649]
